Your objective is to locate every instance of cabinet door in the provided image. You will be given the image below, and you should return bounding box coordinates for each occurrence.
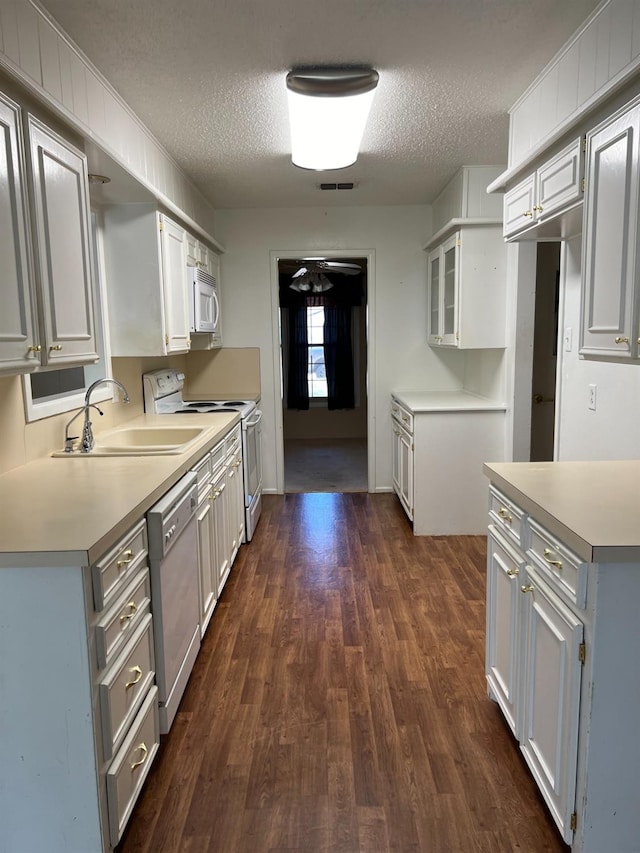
[196,488,216,638]
[486,528,523,739]
[536,137,583,222]
[520,566,583,844]
[503,174,535,238]
[27,117,97,365]
[211,465,230,596]
[0,93,39,372]
[226,449,244,562]
[159,215,190,353]
[186,232,198,267]
[441,233,459,345]
[393,424,413,520]
[581,103,640,357]
[427,247,441,344]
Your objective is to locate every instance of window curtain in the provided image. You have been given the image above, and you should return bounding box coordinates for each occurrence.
[286,305,309,409]
[323,304,355,410]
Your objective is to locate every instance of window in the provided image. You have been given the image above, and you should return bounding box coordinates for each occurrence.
[306,306,327,398]
[22,212,112,422]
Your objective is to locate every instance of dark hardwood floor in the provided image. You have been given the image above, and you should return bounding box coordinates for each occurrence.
[117,493,568,853]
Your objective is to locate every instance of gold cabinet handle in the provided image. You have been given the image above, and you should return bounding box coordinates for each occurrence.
[615,336,629,344]
[498,507,512,523]
[521,585,535,593]
[119,601,138,624]
[543,548,562,569]
[533,205,543,212]
[125,665,143,689]
[116,549,134,568]
[130,742,148,771]
[234,459,242,468]
[506,568,519,577]
[27,345,42,353]
[49,344,63,351]
[523,210,533,218]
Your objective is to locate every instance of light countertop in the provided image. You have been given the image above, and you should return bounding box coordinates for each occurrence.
[0,412,240,565]
[392,390,506,412]
[484,460,640,562]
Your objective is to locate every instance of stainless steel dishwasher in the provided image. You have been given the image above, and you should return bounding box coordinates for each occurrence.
[147,470,200,733]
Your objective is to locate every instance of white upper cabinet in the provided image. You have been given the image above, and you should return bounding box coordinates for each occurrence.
[27,116,97,365]
[0,91,97,374]
[0,91,37,373]
[502,138,584,240]
[580,98,640,358]
[104,205,191,356]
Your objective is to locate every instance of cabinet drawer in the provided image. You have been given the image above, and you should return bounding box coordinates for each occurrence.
[488,486,526,548]
[391,399,413,434]
[225,425,241,456]
[93,519,148,611]
[210,438,225,476]
[107,685,160,846]
[527,518,587,609]
[95,569,151,670]
[191,451,212,492]
[99,613,155,759]
[536,137,582,221]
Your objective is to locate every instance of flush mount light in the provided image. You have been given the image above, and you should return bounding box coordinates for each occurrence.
[286,68,379,171]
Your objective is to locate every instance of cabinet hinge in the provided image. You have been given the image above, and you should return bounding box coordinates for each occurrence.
[578,642,586,664]
[570,812,577,832]
[582,135,587,153]
[165,334,169,346]
[581,177,585,193]
[456,238,461,247]
[159,218,163,232]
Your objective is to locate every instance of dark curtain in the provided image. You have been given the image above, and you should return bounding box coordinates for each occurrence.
[324,304,355,410]
[286,305,309,409]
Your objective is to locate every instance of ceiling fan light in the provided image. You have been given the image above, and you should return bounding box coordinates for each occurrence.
[286,69,378,171]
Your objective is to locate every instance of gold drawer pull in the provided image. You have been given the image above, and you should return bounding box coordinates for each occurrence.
[506,568,519,577]
[125,665,143,689]
[27,345,42,353]
[543,548,562,569]
[49,344,63,351]
[498,507,512,523]
[130,742,148,771]
[234,459,242,468]
[116,549,134,568]
[615,336,629,344]
[521,585,535,593]
[119,601,138,624]
[533,205,543,212]
[523,210,533,218]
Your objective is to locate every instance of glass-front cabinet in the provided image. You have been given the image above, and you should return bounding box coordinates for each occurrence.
[428,233,459,346]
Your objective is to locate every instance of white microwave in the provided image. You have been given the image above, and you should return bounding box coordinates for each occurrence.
[189,267,221,341]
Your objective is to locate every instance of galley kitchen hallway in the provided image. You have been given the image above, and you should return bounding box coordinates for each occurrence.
[116,494,566,853]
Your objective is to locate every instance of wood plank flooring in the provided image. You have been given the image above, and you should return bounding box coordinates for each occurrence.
[116,493,568,853]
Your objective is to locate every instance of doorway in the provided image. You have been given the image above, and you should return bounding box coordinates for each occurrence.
[277,256,368,492]
[530,242,561,461]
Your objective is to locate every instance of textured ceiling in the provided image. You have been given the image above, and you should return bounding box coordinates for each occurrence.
[39,0,601,210]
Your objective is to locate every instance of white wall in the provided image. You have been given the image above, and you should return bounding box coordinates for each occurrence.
[556,235,640,459]
[214,205,473,492]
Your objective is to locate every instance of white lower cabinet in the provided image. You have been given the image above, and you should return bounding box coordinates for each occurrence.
[485,477,640,851]
[391,404,413,520]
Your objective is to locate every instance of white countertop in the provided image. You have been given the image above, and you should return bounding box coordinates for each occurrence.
[0,412,240,565]
[484,460,640,562]
[392,390,506,412]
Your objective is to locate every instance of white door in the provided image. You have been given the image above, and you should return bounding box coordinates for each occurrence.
[0,93,39,372]
[581,102,640,357]
[485,529,523,738]
[520,565,583,843]
[28,117,97,365]
[160,215,190,353]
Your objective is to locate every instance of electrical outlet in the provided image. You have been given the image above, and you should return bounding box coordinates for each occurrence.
[588,384,597,411]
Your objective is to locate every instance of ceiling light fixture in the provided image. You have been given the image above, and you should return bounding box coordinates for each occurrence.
[289,271,334,293]
[286,68,379,171]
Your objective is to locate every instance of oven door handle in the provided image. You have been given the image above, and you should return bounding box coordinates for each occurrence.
[244,410,262,427]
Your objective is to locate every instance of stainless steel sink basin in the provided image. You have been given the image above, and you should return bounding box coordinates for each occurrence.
[52,426,207,456]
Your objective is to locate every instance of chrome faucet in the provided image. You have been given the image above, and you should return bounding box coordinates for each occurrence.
[63,378,130,453]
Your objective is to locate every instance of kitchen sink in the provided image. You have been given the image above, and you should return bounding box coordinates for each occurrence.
[52,426,208,456]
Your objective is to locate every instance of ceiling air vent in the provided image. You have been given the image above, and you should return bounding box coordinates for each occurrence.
[319,182,356,190]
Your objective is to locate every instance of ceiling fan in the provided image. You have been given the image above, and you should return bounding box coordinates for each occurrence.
[282,258,362,292]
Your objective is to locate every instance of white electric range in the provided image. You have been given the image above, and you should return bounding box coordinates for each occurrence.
[142,369,262,541]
